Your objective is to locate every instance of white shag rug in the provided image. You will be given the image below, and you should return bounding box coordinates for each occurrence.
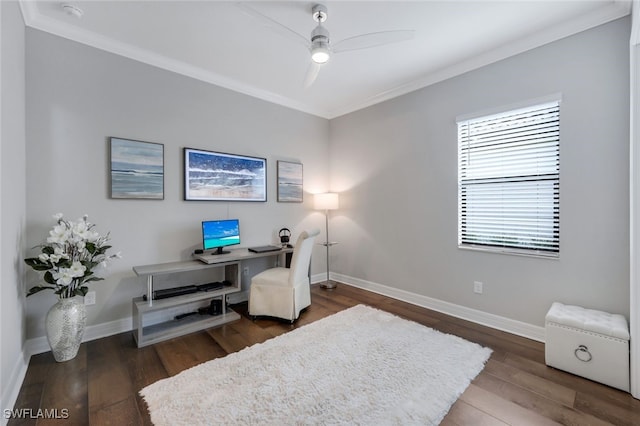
[140,304,492,425]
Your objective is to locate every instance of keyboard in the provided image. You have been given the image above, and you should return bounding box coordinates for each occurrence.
[248,245,282,253]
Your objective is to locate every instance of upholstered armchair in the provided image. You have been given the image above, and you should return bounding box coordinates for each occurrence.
[249,229,320,322]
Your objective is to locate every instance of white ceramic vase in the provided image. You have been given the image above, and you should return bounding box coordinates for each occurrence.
[45,296,87,362]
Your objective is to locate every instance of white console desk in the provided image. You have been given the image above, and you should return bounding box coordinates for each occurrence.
[132,247,293,347]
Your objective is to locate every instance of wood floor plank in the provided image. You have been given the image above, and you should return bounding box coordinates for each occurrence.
[9,282,640,425]
[441,400,509,426]
[574,391,640,426]
[37,344,88,426]
[381,298,443,327]
[7,352,57,426]
[86,334,137,423]
[117,334,167,426]
[503,352,640,409]
[474,372,613,425]
[460,384,562,426]
[483,358,577,407]
[154,331,227,376]
[207,318,263,353]
[225,316,279,344]
[89,396,142,426]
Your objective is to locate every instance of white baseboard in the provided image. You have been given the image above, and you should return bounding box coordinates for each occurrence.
[1,351,29,426]
[25,316,133,357]
[331,272,546,343]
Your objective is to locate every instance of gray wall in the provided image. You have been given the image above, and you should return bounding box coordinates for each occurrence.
[25,29,330,340]
[329,17,631,327]
[1,0,27,415]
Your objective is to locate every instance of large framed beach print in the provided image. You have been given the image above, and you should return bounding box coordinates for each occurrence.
[184,148,267,201]
[110,137,164,199]
[277,161,303,202]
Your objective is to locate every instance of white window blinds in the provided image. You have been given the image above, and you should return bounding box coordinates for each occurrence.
[457,100,560,257]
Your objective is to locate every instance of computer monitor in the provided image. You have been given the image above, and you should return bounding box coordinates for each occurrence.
[202,219,240,255]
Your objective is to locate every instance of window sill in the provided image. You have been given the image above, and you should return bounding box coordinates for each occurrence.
[458,244,559,260]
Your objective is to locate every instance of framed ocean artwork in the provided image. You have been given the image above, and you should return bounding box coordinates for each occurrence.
[109,137,164,200]
[184,148,267,201]
[277,161,303,203]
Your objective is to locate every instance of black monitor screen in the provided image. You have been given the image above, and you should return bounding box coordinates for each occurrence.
[202,219,240,254]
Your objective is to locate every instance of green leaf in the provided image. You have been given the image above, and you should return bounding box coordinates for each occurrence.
[85,242,97,254]
[57,260,72,269]
[75,287,88,297]
[42,246,54,255]
[26,285,55,297]
[95,245,111,255]
[24,259,51,271]
[83,277,104,283]
[44,271,55,285]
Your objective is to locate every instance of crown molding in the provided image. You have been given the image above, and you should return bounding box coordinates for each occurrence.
[18,1,332,118]
[19,1,631,120]
[326,0,632,119]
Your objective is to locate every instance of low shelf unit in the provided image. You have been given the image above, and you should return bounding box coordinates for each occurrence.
[132,259,242,348]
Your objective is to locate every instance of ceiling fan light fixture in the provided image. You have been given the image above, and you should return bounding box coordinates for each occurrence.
[311,42,331,64]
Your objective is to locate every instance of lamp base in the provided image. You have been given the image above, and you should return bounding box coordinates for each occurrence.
[320,281,337,290]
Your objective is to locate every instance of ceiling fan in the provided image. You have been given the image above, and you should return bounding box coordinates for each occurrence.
[238,3,415,87]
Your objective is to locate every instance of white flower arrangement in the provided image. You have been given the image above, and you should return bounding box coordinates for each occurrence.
[25,213,121,299]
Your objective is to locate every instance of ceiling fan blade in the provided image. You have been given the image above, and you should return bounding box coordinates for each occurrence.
[303,62,322,88]
[236,2,310,49]
[333,30,415,53]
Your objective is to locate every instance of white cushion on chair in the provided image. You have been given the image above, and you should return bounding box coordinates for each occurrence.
[249,229,319,321]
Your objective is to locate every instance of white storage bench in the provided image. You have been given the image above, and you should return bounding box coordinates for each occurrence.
[545,302,629,392]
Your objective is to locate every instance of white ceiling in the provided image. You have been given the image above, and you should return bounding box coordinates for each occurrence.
[20,1,631,119]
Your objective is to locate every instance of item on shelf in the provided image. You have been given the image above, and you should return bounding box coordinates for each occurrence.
[174,299,223,320]
[200,299,223,316]
[175,312,198,320]
[197,282,224,292]
[153,285,198,300]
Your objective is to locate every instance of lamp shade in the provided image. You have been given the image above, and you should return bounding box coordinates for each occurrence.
[314,192,339,210]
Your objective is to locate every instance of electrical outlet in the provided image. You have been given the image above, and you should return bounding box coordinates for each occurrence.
[84,291,96,305]
[473,281,483,294]
[243,267,249,276]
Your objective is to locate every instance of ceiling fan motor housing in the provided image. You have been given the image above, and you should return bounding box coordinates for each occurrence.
[312,4,328,23]
[311,25,330,44]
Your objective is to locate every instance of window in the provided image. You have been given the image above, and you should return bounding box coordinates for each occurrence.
[457,99,560,257]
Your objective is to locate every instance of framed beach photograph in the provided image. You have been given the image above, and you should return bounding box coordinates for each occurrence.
[184,148,267,201]
[277,161,303,203]
[109,137,164,199]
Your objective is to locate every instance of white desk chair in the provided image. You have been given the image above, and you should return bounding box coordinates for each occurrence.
[249,229,320,322]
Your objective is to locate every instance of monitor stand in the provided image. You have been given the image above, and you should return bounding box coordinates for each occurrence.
[212,247,230,255]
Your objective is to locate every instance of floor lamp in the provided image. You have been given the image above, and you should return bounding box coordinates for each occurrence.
[314,192,339,289]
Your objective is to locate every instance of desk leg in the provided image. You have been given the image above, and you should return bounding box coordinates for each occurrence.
[146,275,153,306]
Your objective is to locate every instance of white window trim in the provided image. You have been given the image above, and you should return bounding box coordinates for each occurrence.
[457,95,561,259]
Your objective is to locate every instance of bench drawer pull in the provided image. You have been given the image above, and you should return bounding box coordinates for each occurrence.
[574,345,592,362]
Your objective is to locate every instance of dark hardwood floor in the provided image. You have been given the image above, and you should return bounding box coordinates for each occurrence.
[9,283,640,425]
